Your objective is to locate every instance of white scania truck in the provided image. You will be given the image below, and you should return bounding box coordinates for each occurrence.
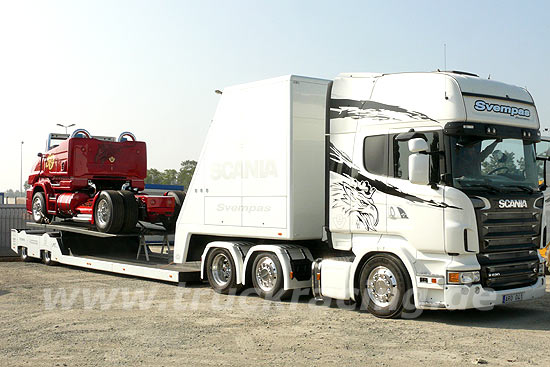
[12,71,547,318]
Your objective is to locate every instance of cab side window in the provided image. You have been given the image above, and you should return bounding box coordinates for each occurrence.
[392,132,440,182]
[363,135,388,176]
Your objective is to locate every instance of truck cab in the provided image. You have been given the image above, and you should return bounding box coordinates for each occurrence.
[324,71,546,314]
[536,135,550,273]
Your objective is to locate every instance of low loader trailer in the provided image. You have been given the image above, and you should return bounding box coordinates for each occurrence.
[13,71,548,318]
[12,221,199,283]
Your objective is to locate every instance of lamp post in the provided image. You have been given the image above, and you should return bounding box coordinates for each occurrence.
[57,123,75,134]
[20,141,24,196]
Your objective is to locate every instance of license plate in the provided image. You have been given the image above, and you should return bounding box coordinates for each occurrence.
[503,292,523,304]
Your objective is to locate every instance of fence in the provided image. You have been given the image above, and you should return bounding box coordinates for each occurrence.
[0,205,31,257]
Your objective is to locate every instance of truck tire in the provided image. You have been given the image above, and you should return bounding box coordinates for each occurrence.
[162,191,186,232]
[358,254,413,319]
[251,252,292,300]
[31,192,52,224]
[118,191,139,233]
[94,190,125,233]
[206,248,241,294]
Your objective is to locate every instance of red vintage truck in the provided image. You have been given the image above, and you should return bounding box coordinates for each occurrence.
[26,129,185,233]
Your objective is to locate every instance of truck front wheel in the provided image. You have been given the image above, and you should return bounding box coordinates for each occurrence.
[32,192,51,223]
[206,248,241,294]
[358,255,413,319]
[94,191,125,233]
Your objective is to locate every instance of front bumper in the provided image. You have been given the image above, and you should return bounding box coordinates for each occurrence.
[443,276,546,310]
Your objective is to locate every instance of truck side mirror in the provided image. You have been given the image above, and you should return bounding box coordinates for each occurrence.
[408,138,429,185]
[37,152,43,157]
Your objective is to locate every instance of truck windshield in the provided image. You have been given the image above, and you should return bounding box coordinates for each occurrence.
[450,136,538,191]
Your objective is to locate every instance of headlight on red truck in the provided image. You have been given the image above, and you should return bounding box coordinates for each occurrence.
[447,271,481,285]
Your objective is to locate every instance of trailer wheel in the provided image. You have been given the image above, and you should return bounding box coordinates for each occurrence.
[251,252,292,300]
[118,191,139,233]
[94,190,125,233]
[31,192,52,223]
[20,247,31,262]
[206,248,241,294]
[358,254,413,319]
[162,191,186,232]
[42,250,55,266]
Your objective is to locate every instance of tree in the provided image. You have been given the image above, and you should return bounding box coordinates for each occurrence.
[145,160,197,190]
[145,168,163,184]
[177,160,197,189]
[161,169,178,185]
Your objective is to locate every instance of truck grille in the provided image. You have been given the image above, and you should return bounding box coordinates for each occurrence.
[478,210,540,253]
[474,196,542,291]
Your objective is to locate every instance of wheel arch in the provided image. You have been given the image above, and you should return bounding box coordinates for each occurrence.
[349,240,417,305]
[242,244,313,291]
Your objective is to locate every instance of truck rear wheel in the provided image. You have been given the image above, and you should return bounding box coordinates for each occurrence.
[118,191,139,233]
[358,254,413,319]
[251,252,291,300]
[162,191,186,232]
[206,248,241,294]
[94,190,125,233]
[31,192,52,224]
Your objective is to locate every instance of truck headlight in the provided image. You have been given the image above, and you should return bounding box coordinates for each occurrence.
[447,271,481,285]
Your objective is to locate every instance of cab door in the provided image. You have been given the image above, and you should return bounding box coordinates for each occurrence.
[385,128,445,253]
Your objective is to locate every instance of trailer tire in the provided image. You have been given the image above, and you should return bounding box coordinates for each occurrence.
[162,191,186,232]
[358,254,413,319]
[20,247,31,262]
[118,191,139,233]
[31,192,52,224]
[94,190,125,233]
[42,250,55,266]
[206,248,241,294]
[251,252,292,300]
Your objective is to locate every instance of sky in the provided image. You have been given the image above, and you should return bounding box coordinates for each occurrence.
[1,0,549,192]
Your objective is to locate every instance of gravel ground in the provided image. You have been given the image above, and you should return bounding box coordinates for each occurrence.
[0,261,549,367]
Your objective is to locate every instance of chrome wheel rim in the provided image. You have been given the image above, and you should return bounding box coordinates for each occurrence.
[96,199,111,227]
[32,197,42,222]
[255,256,278,293]
[211,253,232,287]
[367,266,398,308]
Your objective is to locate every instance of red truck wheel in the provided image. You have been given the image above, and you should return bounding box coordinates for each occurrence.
[32,192,52,224]
[162,191,186,232]
[118,191,139,233]
[94,191,125,233]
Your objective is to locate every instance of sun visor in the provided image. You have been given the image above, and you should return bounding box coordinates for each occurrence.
[463,95,539,129]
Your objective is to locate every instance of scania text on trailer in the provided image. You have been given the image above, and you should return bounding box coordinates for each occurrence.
[12,71,547,318]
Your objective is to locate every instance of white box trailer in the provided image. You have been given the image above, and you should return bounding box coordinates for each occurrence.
[13,71,547,318]
[175,75,330,254]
